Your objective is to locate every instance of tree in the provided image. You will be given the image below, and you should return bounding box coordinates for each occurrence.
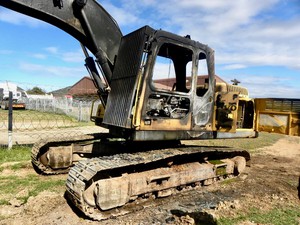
[27,86,46,95]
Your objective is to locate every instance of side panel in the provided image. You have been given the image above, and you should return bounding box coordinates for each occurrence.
[103,27,154,128]
[255,98,300,136]
[214,92,239,133]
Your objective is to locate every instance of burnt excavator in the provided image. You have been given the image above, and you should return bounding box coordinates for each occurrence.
[0,0,257,220]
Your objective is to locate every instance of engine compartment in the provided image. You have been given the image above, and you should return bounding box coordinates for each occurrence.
[146,94,190,119]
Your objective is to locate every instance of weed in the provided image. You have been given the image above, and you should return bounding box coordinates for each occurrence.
[0,109,94,129]
[0,174,65,205]
[0,146,31,164]
[9,161,31,170]
[220,177,238,186]
[0,199,9,205]
[218,206,300,225]
[0,110,75,122]
[185,132,283,152]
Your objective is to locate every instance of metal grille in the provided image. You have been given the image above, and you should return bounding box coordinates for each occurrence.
[292,100,300,112]
[265,99,300,113]
[227,84,248,96]
[103,26,154,128]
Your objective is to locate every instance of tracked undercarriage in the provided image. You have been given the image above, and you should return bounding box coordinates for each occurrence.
[65,145,250,220]
[31,135,250,220]
[31,133,108,174]
[31,133,181,174]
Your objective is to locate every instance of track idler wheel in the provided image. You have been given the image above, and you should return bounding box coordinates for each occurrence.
[40,146,73,170]
[232,156,247,175]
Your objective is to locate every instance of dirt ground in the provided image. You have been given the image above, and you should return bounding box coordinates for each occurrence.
[0,135,299,225]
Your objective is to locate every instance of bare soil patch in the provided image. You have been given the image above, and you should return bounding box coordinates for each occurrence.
[0,135,299,225]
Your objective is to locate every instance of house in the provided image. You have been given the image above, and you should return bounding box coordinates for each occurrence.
[56,74,228,101]
[49,86,72,98]
[154,75,227,90]
[67,76,98,100]
[49,76,98,100]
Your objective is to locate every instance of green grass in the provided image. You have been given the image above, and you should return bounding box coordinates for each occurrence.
[0,109,74,121]
[0,109,94,128]
[220,177,238,186]
[185,132,284,152]
[0,146,65,206]
[9,161,31,170]
[0,174,65,205]
[218,206,300,225]
[0,146,31,164]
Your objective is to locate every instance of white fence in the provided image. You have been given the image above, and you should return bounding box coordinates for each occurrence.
[0,96,103,147]
[23,97,98,122]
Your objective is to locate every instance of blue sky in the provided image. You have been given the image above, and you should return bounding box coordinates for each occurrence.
[0,0,299,98]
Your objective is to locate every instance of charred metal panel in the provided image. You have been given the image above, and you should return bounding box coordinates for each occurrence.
[132,130,214,141]
[192,90,214,128]
[103,26,155,128]
[131,129,256,141]
[192,47,215,130]
[139,32,216,132]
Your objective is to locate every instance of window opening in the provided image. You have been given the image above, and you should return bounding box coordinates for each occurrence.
[152,43,193,93]
[196,52,209,97]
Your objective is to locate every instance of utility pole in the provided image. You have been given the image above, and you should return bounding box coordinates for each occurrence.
[8,91,13,149]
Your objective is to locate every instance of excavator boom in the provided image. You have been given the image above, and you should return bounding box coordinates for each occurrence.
[0,0,122,82]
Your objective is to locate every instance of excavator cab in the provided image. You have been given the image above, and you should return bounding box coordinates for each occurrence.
[98,26,256,141]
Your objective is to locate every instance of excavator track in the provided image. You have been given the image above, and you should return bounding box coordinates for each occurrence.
[31,133,181,175]
[66,146,250,220]
[31,133,108,175]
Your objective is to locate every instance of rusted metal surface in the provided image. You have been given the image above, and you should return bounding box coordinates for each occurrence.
[31,129,253,177]
[214,92,239,132]
[66,146,250,220]
[31,133,108,174]
[95,162,217,211]
[31,134,181,174]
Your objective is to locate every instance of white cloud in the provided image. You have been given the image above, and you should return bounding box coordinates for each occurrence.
[3,0,298,72]
[221,74,300,98]
[43,47,84,63]
[0,50,13,55]
[150,0,279,32]
[61,50,85,63]
[45,47,59,54]
[19,62,86,78]
[32,54,47,59]
[221,64,247,70]
[250,84,300,98]
[117,0,299,72]
[101,2,139,27]
[100,0,300,98]
[0,9,45,27]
